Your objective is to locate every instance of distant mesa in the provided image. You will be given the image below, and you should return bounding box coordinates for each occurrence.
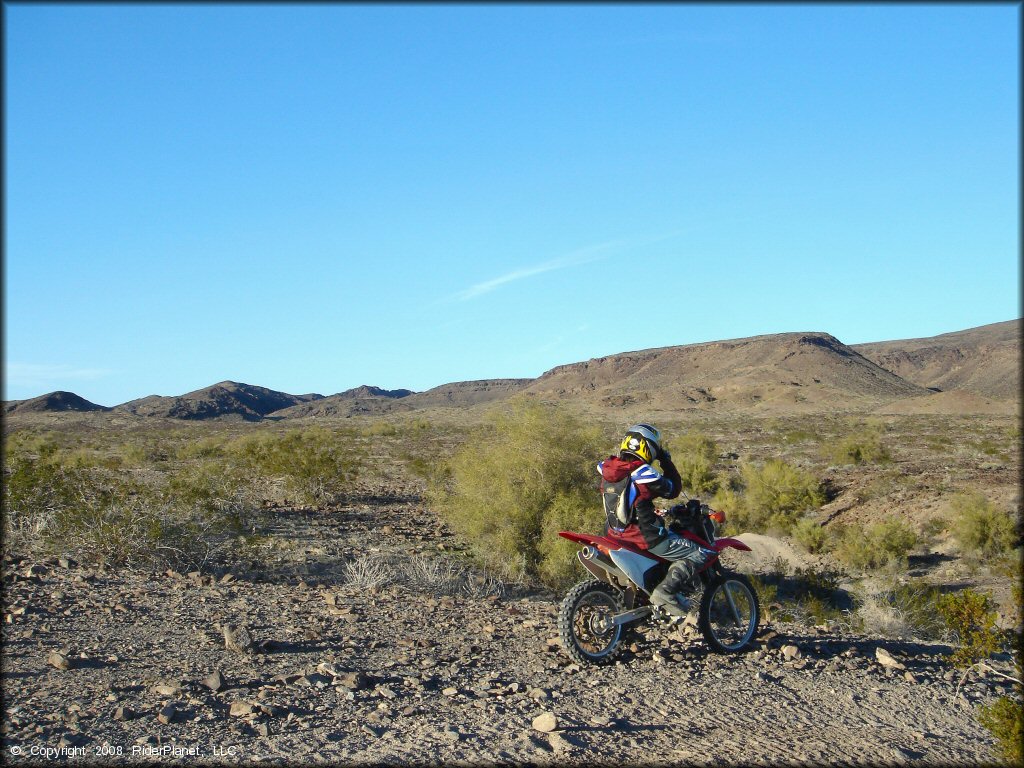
[853,319,1021,401]
[524,331,929,413]
[4,391,109,415]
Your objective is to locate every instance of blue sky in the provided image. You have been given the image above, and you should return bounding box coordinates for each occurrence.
[4,3,1019,406]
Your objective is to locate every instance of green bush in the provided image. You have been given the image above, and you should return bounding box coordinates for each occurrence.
[979,696,1023,764]
[2,453,220,569]
[754,562,846,625]
[717,459,823,534]
[666,432,719,496]
[226,427,360,504]
[428,398,604,588]
[826,425,891,465]
[949,490,1017,556]
[833,519,918,570]
[854,579,947,640]
[936,588,1000,668]
[793,516,830,553]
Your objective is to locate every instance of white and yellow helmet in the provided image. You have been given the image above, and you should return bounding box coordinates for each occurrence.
[619,423,662,463]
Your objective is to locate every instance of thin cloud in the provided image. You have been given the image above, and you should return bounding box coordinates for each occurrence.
[452,240,623,302]
[6,362,113,389]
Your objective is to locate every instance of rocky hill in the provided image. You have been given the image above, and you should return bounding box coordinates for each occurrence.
[524,332,929,413]
[271,386,415,419]
[853,319,1021,400]
[402,379,532,409]
[3,391,108,415]
[113,382,323,422]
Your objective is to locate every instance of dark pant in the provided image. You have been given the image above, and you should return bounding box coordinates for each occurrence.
[649,533,708,596]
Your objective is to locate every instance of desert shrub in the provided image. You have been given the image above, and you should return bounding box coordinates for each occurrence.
[793,516,830,553]
[854,579,946,640]
[949,490,1017,556]
[666,432,719,496]
[936,588,1000,668]
[341,552,394,592]
[753,561,846,625]
[826,424,891,465]
[781,427,819,445]
[226,427,360,504]
[428,398,604,589]
[175,436,228,460]
[165,462,255,533]
[2,452,220,569]
[361,421,398,437]
[979,696,1023,764]
[719,459,824,534]
[400,554,505,598]
[833,519,917,571]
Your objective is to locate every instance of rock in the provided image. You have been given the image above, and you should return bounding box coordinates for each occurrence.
[442,728,461,742]
[875,647,906,670]
[113,706,136,722]
[25,564,48,578]
[442,687,459,697]
[47,651,72,671]
[152,684,183,697]
[336,672,369,691]
[223,624,254,654]
[533,712,558,733]
[229,700,256,718]
[204,671,226,692]
[157,704,177,725]
[781,645,801,660]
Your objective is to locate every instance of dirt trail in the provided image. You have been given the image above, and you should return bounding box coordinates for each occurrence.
[1,485,1013,765]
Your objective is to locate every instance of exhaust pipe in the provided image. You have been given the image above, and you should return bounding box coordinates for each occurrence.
[580,546,597,560]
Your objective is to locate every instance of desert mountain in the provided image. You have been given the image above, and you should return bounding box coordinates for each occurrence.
[3,391,108,415]
[524,332,930,413]
[112,381,323,422]
[402,379,532,409]
[273,380,528,419]
[271,385,414,419]
[334,385,414,400]
[4,321,1018,420]
[853,319,1021,400]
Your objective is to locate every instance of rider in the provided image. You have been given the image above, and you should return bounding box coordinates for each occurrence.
[597,423,708,617]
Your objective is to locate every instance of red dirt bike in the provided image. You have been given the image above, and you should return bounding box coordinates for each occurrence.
[557,499,759,664]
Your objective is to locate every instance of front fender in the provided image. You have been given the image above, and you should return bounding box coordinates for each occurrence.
[713,536,752,552]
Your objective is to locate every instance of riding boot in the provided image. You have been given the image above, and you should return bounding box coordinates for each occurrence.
[649,561,694,616]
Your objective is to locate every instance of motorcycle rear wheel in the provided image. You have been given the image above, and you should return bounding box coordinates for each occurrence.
[558,580,625,665]
[698,573,759,653]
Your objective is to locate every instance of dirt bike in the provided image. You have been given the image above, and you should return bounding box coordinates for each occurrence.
[557,499,759,664]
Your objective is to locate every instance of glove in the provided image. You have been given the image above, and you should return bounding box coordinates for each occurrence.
[659,447,672,463]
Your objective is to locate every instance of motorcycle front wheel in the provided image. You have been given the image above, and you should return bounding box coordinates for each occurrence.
[698,573,760,653]
[557,580,625,665]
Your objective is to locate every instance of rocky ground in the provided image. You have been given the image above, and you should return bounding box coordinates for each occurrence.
[1,484,1017,765]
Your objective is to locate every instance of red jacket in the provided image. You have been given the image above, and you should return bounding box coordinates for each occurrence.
[598,454,682,548]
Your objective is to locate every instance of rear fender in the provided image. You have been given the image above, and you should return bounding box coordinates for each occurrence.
[678,530,752,553]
